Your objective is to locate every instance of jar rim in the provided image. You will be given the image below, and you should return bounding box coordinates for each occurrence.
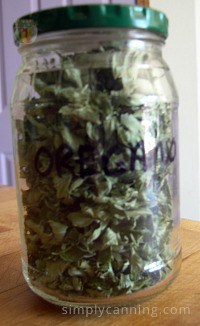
[13,4,168,47]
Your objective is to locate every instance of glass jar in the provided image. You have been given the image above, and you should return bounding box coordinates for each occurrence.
[11,5,181,307]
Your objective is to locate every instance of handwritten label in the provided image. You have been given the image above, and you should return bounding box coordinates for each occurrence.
[34,138,176,178]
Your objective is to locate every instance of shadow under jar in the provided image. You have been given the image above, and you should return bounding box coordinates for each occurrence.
[11,4,181,307]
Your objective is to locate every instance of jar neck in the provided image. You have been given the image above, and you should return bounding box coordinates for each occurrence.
[18,28,165,64]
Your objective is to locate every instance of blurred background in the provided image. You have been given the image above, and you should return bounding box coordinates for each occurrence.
[0,0,199,221]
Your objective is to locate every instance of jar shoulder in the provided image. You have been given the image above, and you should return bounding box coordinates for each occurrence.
[11,44,178,106]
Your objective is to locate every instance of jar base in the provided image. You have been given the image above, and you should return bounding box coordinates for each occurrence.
[22,250,182,308]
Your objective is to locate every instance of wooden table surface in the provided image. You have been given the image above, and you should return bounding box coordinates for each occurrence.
[0,187,200,326]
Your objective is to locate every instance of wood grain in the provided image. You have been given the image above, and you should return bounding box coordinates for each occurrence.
[0,187,199,326]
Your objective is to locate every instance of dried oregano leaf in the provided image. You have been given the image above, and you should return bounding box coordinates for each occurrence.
[15,42,177,299]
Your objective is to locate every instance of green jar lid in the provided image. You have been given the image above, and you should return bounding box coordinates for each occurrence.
[14,4,168,43]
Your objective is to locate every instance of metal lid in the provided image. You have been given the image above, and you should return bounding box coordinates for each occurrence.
[13,4,168,45]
